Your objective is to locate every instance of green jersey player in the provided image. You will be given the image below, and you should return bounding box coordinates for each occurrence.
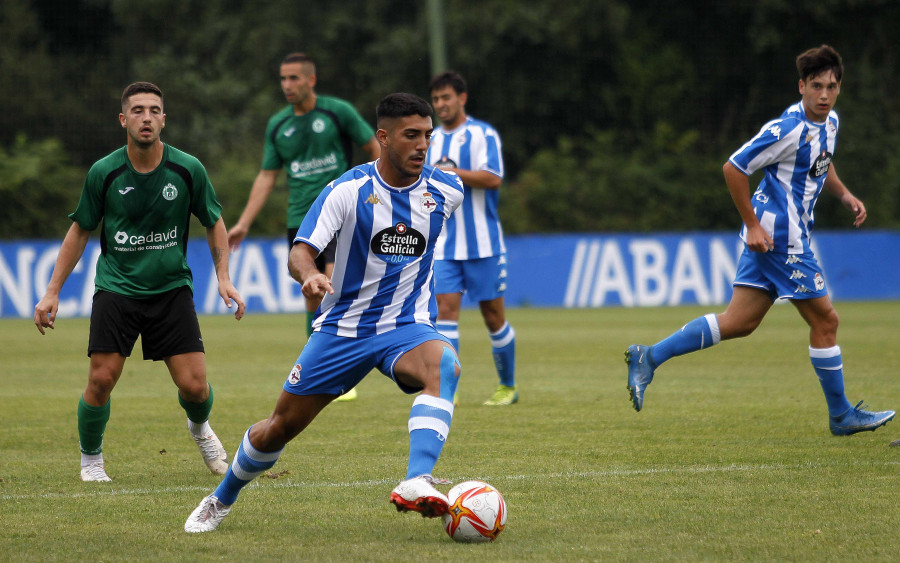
[34,82,246,482]
[227,52,379,341]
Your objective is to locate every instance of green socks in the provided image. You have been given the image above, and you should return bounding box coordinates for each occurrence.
[178,384,214,424]
[77,397,110,455]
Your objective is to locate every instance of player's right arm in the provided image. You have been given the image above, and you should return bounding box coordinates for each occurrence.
[723,161,772,253]
[227,168,280,251]
[34,222,91,334]
[289,242,333,300]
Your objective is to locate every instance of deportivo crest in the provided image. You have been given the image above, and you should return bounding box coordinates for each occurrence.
[288,364,302,385]
[162,183,178,201]
[814,273,825,291]
[370,222,426,265]
[420,192,437,214]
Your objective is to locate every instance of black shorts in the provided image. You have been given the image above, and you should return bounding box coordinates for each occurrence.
[287,228,336,272]
[88,286,204,361]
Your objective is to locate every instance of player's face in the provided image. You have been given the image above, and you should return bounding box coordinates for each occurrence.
[799,70,841,122]
[378,114,433,185]
[431,86,467,128]
[119,93,165,148]
[280,62,316,106]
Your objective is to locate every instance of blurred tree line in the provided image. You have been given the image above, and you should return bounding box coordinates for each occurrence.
[2,0,898,239]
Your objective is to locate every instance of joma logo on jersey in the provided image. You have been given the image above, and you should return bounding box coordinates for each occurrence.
[162,183,178,201]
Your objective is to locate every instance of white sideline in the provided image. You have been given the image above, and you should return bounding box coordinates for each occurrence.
[2,460,898,501]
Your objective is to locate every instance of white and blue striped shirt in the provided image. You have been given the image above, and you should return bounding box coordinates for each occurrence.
[729,101,839,255]
[295,161,464,337]
[427,116,505,260]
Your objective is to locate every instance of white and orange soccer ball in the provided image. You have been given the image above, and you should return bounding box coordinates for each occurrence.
[442,480,507,543]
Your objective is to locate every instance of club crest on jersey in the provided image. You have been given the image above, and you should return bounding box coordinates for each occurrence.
[312,118,326,133]
[420,192,437,213]
[162,183,178,201]
[814,273,825,291]
[810,150,832,178]
[370,222,426,265]
[288,364,301,385]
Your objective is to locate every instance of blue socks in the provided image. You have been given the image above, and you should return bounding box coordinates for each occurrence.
[436,320,459,353]
[810,346,853,416]
[405,347,459,479]
[490,322,516,387]
[213,428,283,506]
[651,314,720,367]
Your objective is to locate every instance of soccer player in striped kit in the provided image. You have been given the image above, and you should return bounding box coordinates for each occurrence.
[427,71,518,406]
[625,45,894,436]
[186,93,465,533]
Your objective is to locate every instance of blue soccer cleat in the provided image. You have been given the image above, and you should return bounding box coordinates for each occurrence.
[829,401,895,436]
[625,344,655,412]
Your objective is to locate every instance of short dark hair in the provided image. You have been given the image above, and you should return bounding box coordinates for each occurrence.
[796,45,843,82]
[281,52,316,74]
[428,71,467,95]
[376,93,433,126]
[121,82,163,109]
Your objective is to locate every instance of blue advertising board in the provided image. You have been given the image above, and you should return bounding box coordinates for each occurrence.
[2,231,898,318]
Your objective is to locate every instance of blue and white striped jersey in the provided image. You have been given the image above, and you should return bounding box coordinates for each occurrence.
[295,161,464,337]
[426,116,505,260]
[729,101,839,254]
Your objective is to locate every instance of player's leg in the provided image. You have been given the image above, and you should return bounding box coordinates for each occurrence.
[464,255,516,405]
[79,290,140,481]
[79,352,126,482]
[185,391,334,533]
[387,330,460,517]
[186,330,366,532]
[793,295,895,435]
[626,286,772,412]
[434,259,464,354]
[166,352,228,475]
[479,296,518,406]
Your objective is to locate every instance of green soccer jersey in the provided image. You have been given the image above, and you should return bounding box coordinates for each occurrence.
[69,145,222,298]
[261,95,375,228]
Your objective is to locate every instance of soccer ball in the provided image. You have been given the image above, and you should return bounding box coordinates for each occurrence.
[442,480,507,542]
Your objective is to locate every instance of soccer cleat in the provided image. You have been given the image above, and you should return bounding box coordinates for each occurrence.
[625,344,655,412]
[483,385,518,406]
[829,401,895,436]
[190,423,228,475]
[333,387,358,402]
[390,475,449,518]
[80,462,112,482]
[185,494,232,533]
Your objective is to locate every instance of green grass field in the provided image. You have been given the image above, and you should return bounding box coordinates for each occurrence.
[2,302,899,561]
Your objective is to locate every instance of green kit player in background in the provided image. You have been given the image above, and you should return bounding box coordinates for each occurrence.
[227,53,379,329]
[34,82,246,482]
[228,52,379,402]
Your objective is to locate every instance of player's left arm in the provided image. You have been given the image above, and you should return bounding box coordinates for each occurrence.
[206,217,246,320]
[824,163,867,227]
[448,168,502,190]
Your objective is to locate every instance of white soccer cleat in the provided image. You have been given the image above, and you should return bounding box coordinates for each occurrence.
[190,422,228,475]
[389,475,449,518]
[80,462,112,482]
[185,494,232,533]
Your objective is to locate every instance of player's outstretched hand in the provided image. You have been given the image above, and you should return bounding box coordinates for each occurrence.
[841,193,867,228]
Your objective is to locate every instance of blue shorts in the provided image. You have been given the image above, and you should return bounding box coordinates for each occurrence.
[283,323,451,396]
[733,247,827,301]
[434,255,508,302]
